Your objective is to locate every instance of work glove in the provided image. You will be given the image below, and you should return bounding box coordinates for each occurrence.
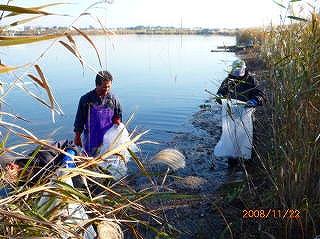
[74,134,82,147]
[113,116,121,126]
[246,99,258,107]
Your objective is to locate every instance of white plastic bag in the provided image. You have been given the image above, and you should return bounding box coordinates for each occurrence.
[99,123,139,179]
[38,167,97,239]
[214,99,255,159]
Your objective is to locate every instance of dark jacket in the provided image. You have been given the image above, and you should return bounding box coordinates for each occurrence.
[74,90,122,133]
[216,70,265,105]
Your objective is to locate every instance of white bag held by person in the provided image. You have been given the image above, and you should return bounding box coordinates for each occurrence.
[214,99,255,159]
[99,123,139,179]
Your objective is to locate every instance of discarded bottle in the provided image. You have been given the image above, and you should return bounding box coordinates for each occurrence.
[62,148,77,168]
[0,186,11,199]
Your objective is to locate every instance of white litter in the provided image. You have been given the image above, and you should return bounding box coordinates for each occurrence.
[99,123,139,180]
[38,166,97,239]
[214,99,255,159]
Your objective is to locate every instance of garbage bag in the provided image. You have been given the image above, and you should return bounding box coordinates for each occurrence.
[214,99,255,159]
[99,123,139,179]
[38,164,97,239]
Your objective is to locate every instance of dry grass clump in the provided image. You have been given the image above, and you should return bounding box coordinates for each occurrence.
[151,148,186,171]
[97,221,124,239]
[236,27,266,46]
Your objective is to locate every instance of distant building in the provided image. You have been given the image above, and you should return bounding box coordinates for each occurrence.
[199,28,212,35]
[24,26,32,31]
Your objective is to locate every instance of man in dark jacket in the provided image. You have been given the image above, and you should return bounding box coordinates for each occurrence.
[74,71,122,156]
[215,60,265,166]
[216,59,265,107]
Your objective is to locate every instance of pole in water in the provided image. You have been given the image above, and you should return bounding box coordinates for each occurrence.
[104,2,108,71]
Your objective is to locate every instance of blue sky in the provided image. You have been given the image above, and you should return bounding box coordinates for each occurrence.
[3,0,315,28]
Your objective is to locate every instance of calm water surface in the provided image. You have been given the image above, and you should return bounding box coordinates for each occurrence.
[2,35,237,155]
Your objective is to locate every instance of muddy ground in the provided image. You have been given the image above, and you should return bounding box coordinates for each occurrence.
[126,51,270,239]
[127,101,247,239]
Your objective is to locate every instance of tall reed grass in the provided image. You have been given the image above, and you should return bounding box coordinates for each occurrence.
[236,2,320,238]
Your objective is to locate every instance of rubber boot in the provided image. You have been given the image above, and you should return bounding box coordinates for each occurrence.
[227,157,239,167]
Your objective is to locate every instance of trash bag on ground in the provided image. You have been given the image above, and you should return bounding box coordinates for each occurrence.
[38,154,97,239]
[214,99,255,159]
[99,123,139,180]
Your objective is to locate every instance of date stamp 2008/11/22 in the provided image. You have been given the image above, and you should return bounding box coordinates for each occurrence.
[242,209,301,219]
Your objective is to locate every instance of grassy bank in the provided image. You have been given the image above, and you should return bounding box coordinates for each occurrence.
[221,3,320,238]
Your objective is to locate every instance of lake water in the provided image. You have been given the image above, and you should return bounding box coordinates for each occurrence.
[1,35,237,155]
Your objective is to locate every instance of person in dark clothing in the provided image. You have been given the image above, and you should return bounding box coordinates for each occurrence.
[215,59,265,167]
[0,140,75,199]
[216,59,265,107]
[74,71,122,156]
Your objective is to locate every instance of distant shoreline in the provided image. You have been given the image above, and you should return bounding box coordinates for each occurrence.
[5,27,238,37]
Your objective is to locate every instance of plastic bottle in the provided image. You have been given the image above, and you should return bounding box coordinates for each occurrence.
[62,148,76,168]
